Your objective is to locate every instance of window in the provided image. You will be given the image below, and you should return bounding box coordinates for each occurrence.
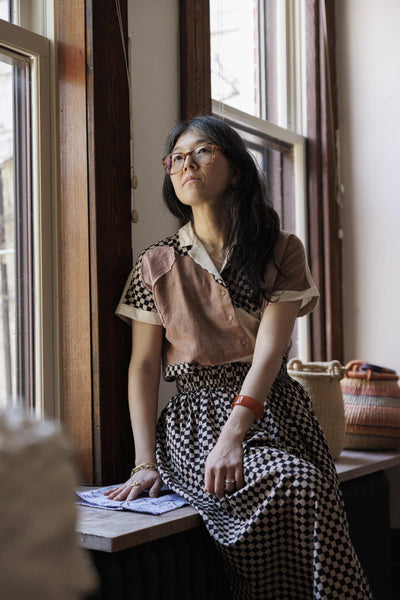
[0,17,53,416]
[180,0,341,362]
[211,0,306,132]
[0,0,49,36]
[210,0,309,359]
[210,1,261,119]
[3,1,139,484]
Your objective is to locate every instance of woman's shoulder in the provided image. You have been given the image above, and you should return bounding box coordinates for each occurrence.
[135,229,190,287]
[274,230,305,261]
[137,230,181,261]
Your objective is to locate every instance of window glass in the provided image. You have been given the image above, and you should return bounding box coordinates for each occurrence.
[0,49,33,410]
[235,125,301,359]
[211,0,305,132]
[241,132,296,233]
[0,0,10,21]
[210,0,261,118]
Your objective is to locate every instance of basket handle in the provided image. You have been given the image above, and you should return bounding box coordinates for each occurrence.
[344,360,398,381]
[288,359,344,376]
[344,360,364,373]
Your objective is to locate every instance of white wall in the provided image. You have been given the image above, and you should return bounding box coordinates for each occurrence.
[336,0,400,526]
[337,0,400,368]
[128,0,180,408]
[128,0,179,255]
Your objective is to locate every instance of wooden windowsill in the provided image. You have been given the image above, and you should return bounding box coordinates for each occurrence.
[335,449,400,482]
[77,449,400,553]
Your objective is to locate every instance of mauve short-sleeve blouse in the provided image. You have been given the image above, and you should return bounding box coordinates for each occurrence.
[116,222,319,380]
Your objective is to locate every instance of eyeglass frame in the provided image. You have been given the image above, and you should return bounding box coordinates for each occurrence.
[162,142,221,175]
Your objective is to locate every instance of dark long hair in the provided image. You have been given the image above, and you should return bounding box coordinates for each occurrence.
[162,115,280,304]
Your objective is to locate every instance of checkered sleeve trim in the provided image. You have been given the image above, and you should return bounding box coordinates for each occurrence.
[115,248,161,324]
[115,302,162,326]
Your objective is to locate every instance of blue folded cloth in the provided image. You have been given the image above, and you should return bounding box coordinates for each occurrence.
[360,363,396,374]
[76,485,189,515]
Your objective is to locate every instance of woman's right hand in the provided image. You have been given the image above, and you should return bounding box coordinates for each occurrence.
[103,469,163,501]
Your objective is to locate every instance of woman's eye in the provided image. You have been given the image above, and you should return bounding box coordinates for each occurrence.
[195,146,211,156]
[172,154,184,164]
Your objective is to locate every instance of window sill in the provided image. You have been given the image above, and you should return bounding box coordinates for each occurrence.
[77,449,400,553]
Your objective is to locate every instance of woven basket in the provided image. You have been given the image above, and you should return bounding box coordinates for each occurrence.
[287,359,346,459]
[341,360,400,450]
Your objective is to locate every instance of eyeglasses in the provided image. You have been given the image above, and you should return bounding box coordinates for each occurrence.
[162,143,221,175]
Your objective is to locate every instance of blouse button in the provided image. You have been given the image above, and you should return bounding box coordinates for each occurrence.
[227,314,233,321]
[240,338,248,347]
[220,290,226,296]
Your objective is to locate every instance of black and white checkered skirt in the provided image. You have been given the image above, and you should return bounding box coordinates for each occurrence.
[156,362,372,600]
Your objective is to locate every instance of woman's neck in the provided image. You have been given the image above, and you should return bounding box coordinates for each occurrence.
[192,205,227,255]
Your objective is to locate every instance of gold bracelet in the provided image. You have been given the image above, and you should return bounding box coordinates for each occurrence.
[130,462,158,478]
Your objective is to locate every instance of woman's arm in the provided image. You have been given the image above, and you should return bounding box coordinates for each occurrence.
[204,300,301,498]
[105,319,164,500]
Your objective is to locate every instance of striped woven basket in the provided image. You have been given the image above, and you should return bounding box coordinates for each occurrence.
[341,360,400,450]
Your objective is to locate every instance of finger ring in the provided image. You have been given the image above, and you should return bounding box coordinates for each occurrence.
[131,481,144,491]
[224,479,235,485]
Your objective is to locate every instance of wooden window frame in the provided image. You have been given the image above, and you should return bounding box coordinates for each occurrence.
[305,0,342,362]
[56,0,133,484]
[180,0,342,362]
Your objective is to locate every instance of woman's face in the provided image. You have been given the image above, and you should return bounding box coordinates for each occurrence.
[169,129,235,211]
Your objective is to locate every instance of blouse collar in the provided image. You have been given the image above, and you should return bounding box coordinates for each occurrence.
[178,222,228,282]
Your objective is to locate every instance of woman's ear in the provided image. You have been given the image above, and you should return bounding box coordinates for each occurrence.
[231,168,240,186]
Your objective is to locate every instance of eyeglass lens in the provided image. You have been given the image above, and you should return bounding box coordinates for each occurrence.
[165,144,215,174]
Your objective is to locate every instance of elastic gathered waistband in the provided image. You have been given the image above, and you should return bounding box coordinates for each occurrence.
[175,359,288,394]
[175,362,251,393]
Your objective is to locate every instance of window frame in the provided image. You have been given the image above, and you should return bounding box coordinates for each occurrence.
[56,0,133,485]
[0,17,54,416]
[212,100,310,359]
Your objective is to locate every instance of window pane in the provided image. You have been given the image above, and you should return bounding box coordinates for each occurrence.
[263,0,281,126]
[233,124,304,358]
[211,1,305,132]
[210,0,261,117]
[0,0,10,21]
[0,49,33,410]
[236,127,296,232]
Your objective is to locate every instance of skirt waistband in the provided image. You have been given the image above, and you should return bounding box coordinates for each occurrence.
[175,362,251,393]
[175,359,289,394]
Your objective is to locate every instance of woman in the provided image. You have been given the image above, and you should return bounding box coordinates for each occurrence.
[106,116,372,600]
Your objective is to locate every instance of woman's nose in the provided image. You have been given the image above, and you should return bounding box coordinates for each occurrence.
[183,152,197,170]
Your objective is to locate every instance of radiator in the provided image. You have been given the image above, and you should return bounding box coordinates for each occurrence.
[88,526,231,600]
[341,471,391,600]
[88,471,391,600]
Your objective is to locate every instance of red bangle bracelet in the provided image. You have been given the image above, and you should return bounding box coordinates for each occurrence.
[232,395,264,420]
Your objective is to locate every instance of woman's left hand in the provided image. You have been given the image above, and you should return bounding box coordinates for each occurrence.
[204,433,244,499]
[103,470,163,501]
